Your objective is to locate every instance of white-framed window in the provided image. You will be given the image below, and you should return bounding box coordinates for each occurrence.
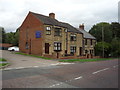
[70,34,76,41]
[70,46,76,55]
[46,26,51,35]
[54,28,62,36]
[54,42,62,51]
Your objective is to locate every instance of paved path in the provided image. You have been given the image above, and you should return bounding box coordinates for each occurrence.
[2,59,119,88]
[1,50,59,69]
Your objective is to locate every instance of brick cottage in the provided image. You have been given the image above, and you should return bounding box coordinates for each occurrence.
[19,11,96,59]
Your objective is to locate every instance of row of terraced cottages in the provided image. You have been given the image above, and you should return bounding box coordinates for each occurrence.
[19,11,96,59]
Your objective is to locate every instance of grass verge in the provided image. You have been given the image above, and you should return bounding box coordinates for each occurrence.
[59,58,116,62]
[15,52,52,60]
[0,58,7,61]
[0,63,9,67]
[0,58,9,67]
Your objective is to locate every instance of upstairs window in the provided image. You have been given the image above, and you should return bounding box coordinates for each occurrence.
[70,34,76,41]
[54,28,62,36]
[54,42,62,51]
[70,46,76,55]
[85,39,87,45]
[46,26,51,35]
[91,39,93,45]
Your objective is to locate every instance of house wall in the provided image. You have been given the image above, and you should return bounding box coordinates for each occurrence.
[43,25,83,58]
[19,12,44,55]
[83,38,96,56]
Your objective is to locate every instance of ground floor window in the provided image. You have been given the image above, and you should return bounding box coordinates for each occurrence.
[90,49,94,54]
[85,50,88,54]
[54,42,62,51]
[70,46,76,55]
[25,42,29,49]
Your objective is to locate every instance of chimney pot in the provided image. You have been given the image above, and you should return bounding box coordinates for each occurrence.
[49,13,55,19]
[79,23,84,30]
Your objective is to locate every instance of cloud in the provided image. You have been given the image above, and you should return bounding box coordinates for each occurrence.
[0,0,119,32]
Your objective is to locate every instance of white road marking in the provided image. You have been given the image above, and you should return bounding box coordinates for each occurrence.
[92,68,109,74]
[49,84,56,87]
[15,67,25,69]
[74,76,83,80]
[3,66,41,71]
[51,63,74,66]
[33,66,39,68]
[49,75,83,87]
[113,65,118,68]
[3,68,13,70]
[56,83,60,85]
[49,82,63,87]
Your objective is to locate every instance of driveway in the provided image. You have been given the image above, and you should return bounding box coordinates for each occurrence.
[1,50,59,69]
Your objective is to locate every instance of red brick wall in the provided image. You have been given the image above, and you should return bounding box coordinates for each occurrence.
[19,12,44,55]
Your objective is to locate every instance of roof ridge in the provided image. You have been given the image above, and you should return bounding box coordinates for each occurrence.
[76,28,96,39]
[29,11,82,34]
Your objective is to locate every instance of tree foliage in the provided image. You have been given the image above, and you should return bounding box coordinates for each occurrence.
[1,28,19,46]
[89,22,112,43]
[95,42,111,57]
[89,22,120,57]
[0,27,6,43]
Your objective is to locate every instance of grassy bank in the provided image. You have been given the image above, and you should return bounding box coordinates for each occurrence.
[59,58,116,62]
[15,52,52,60]
[0,58,9,67]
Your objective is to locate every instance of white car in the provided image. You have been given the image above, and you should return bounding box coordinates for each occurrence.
[8,46,19,51]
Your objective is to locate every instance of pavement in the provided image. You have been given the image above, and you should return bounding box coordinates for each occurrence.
[2,59,119,88]
[0,50,63,69]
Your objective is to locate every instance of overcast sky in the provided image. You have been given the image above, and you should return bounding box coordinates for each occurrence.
[0,0,119,32]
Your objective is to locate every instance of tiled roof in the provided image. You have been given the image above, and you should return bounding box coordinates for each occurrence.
[77,28,96,39]
[31,12,82,34]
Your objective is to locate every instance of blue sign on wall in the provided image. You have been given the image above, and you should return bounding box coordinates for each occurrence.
[35,31,41,38]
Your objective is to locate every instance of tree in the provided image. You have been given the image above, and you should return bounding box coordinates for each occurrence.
[111,38,120,57]
[89,22,112,43]
[0,27,6,43]
[5,31,19,46]
[5,32,15,44]
[13,30,19,46]
[110,22,120,38]
[89,22,120,57]
[95,42,111,57]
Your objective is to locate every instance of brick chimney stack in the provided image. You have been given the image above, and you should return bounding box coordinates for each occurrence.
[79,23,84,30]
[49,13,55,19]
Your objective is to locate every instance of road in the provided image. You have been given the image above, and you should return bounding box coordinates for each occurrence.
[2,59,118,88]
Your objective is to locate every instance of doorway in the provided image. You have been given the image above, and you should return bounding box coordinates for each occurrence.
[45,43,49,54]
[79,47,82,56]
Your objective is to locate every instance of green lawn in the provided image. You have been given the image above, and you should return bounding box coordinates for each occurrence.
[59,58,116,62]
[15,52,52,60]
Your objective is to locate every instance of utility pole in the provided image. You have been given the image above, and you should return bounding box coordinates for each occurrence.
[102,23,104,58]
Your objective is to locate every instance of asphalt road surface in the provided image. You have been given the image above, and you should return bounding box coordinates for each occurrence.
[2,59,119,88]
